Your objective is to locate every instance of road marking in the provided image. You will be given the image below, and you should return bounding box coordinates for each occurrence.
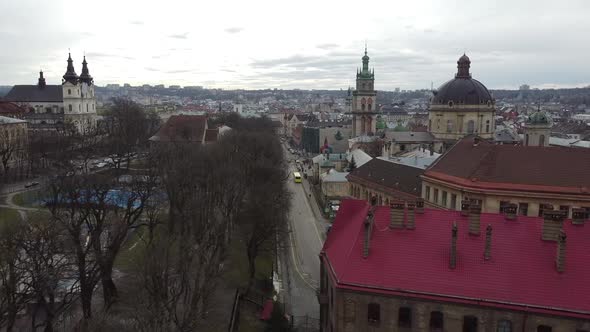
[288,223,318,291]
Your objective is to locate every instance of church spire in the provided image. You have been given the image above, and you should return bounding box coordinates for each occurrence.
[38,70,46,88]
[79,56,94,85]
[63,52,79,84]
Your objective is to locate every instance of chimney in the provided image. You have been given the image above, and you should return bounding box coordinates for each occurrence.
[503,203,518,220]
[542,210,567,241]
[460,200,471,217]
[556,229,566,273]
[450,222,458,269]
[415,198,424,214]
[572,208,588,225]
[389,200,405,229]
[468,204,482,235]
[484,224,492,260]
[406,202,416,229]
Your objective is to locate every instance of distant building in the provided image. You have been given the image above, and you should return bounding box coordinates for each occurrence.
[422,136,590,216]
[320,169,349,199]
[351,47,377,137]
[4,53,97,133]
[524,110,552,147]
[428,54,495,142]
[319,199,590,332]
[381,131,442,157]
[347,158,422,206]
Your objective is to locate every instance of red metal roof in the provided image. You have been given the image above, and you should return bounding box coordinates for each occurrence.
[424,136,590,194]
[322,199,590,318]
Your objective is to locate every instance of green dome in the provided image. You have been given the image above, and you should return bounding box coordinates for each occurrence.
[527,111,551,125]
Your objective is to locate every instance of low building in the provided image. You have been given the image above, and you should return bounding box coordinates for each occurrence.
[320,169,349,199]
[0,101,29,119]
[422,136,590,216]
[347,158,422,206]
[149,115,209,144]
[311,153,348,183]
[0,116,28,171]
[381,131,443,157]
[319,199,590,332]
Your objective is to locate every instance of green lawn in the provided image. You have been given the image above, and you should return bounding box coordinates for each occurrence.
[0,208,21,230]
[12,189,44,208]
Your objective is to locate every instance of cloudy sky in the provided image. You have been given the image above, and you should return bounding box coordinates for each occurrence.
[1,0,589,90]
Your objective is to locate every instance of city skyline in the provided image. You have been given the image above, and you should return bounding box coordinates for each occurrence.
[1,0,589,90]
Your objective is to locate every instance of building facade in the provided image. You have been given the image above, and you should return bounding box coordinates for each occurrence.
[319,199,590,332]
[0,116,28,173]
[524,110,552,147]
[4,53,97,133]
[428,54,495,142]
[351,47,377,137]
[421,136,590,217]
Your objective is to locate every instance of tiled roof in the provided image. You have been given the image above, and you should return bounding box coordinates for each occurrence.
[347,158,422,197]
[4,85,63,102]
[384,131,436,143]
[149,115,207,143]
[204,128,219,142]
[424,136,590,194]
[322,199,590,319]
[0,101,28,115]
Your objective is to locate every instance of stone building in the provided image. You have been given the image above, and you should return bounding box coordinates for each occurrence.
[524,110,552,147]
[347,158,423,206]
[319,199,590,332]
[351,46,378,137]
[428,54,495,142]
[0,116,28,172]
[4,53,97,134]
[421,136,590,217]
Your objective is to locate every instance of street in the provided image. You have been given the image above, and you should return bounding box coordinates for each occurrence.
[282,144,329,327]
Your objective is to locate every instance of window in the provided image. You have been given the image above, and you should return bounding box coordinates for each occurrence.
[539,204,553,217]
[437,119,440,130]
[86,104,89,112]
[463,315,477,332]
[559,205,569,218]
[68,89,71,95]
[486,120,490,133]
[499,200,510,213]
[362,104,365,111]
[429,311,444,331]
[368,104,372,111]
[451,194,457,210]
[400,144,406,151]
[398,307,412,328]
[525,134,529,146]
[519,203,529,216]
[467,120,475,134]
[539,134,545,146]
[442,191,448,207]
[446,120,453,133]
[68,104,72,112]
[425,186,431,201]
[537,325,552,332]
[367,303,380,325]
[434,189,439,204]
[497,320,512,332]
[429,119,432,131]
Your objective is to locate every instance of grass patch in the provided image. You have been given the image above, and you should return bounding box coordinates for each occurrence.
[12,189,44,208]
[0,208,21,229]
[114,227,148,272]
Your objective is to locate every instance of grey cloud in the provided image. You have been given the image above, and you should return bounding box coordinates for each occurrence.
[224,27,244,34]
[130,20,144,25]
[317,43,339,50]
[168,32,189,39]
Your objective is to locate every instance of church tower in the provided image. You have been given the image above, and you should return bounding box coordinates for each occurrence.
[351,46,377,137]
[62,53,82,130]
[524,109,551,147]
[62,53,97,133]
[79,55,97,129]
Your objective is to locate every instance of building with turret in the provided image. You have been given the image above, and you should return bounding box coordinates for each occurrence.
[428,54,495,143]
[4,53,97,133]
[351,47,378,137]
[524,110,552,147]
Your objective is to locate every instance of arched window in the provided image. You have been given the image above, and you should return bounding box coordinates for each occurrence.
[539,134,545,146]
[497,320,512,332]
[446,120,453,133]
[68,104,72,112]
[430,311,444,331]
[467,120,475,134]
[367,303,380,325]
[368,104,372,111]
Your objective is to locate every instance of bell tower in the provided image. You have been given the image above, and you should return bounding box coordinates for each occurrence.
[351,45,377,137]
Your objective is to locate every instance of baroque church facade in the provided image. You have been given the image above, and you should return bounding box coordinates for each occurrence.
[4,53,97,134]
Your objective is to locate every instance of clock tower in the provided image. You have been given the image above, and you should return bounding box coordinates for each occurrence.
[351,46,377,137]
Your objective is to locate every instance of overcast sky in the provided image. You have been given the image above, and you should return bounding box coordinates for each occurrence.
[1,0,589,90]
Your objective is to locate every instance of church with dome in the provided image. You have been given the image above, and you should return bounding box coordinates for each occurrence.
[428,54,495,142]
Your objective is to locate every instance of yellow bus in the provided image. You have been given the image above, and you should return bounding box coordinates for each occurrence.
[293,172,302,183]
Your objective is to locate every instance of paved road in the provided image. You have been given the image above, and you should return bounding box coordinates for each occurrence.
[282,146,329,325]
